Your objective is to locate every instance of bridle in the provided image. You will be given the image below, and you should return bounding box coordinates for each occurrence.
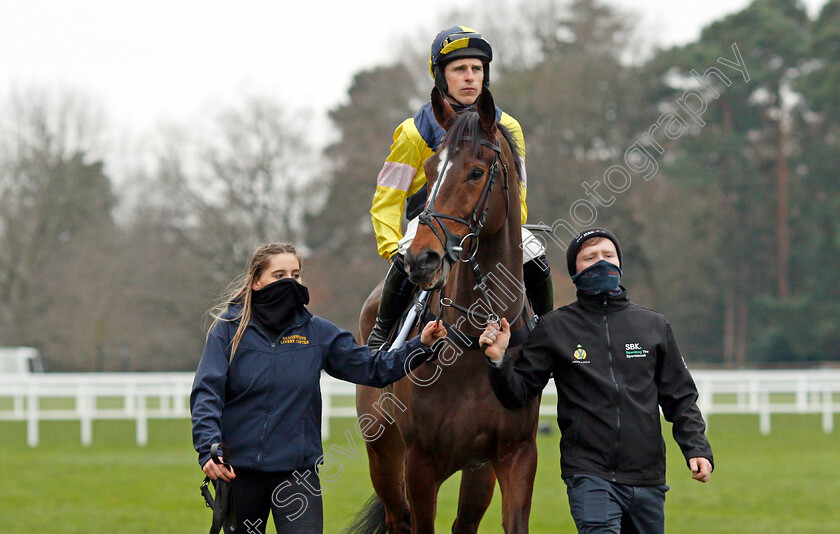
[416,134,525,328]
[418,136,509,265]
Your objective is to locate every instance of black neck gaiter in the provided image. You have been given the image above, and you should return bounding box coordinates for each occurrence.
[250,278,310,339]
[571,260,622,296]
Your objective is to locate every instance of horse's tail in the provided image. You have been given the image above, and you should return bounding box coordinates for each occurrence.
[344,493,387,534]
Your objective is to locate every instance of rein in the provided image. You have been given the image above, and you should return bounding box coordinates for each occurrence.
[200,442,237,534]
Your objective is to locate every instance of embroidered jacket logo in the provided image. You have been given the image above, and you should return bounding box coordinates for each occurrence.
[625,342,649,358]
[281,335,309,345]
[572,344,590,364]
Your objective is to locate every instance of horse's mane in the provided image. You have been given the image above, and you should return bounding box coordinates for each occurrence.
[442,111,524,183]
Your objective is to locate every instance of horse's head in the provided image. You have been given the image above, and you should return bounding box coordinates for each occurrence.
[405,87,521,290]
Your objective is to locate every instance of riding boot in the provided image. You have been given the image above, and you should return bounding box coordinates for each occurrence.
[524,254,554,317]
[367,254,414,350]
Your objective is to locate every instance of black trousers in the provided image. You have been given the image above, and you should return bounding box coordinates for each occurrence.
[228,467,323,534]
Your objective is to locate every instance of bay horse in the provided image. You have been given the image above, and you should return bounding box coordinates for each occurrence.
[351,87,541,533]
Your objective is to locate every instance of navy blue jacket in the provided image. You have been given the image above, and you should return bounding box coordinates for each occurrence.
[190,304,431,472]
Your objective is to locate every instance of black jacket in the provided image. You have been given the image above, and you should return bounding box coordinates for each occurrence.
[487,289,713,486]
[191,304,432,472]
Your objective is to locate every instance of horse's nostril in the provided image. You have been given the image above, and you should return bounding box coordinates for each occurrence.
[416,251,442,272]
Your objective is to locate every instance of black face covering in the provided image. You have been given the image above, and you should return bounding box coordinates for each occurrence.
[571,260,622,296]
[250,278,310,339]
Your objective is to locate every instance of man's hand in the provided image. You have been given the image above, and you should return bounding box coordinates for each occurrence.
[420,321,447,347]
[480,318,511,363]
[203,458,236,482]
[689,457,712,483]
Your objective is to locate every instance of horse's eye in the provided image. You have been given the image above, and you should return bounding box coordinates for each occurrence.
[468,168,484,181]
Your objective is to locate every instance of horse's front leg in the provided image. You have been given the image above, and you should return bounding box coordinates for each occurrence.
[364,423,411,533]
[452,462,496,534]
[493,440,538,534]
[355,385,411,534]
[405,446,445,534]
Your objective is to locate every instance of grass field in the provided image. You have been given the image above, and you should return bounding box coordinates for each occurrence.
[2,413,839,533]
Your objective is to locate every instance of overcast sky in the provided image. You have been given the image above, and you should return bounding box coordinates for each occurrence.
[1,0,829,145]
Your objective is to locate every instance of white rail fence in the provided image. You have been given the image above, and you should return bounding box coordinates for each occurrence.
[1,370,839,446]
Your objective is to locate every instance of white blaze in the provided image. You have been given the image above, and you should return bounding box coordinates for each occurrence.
[427,148,452,207]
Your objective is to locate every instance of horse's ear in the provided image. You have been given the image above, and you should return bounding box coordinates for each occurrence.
[431,87,457,131]
[477,89,497,135]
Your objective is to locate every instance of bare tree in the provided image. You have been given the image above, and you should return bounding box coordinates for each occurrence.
[0,88,113,358]
[154,97,320,280]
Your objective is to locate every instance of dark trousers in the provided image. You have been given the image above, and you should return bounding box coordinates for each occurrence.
[565,475,669,534]
[228,467,323,534]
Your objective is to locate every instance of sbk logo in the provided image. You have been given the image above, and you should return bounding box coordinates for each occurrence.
[624,342,649,359]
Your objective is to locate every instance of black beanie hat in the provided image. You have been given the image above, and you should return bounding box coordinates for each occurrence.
[566,228,623,276]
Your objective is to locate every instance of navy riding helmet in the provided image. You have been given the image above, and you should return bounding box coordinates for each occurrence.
[429,26,493,97]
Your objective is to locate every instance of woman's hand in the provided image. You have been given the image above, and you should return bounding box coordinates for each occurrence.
[203,458,236,482]
[420,321,447,347]
[480,318,511,363]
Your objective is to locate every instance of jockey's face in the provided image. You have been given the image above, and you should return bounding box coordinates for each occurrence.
[444,58,484,105]
[252,253,301,290]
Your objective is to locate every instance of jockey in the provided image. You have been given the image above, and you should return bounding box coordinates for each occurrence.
[367,25,554,350]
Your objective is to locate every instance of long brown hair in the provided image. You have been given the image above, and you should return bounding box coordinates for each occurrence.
[208,243,302,362]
